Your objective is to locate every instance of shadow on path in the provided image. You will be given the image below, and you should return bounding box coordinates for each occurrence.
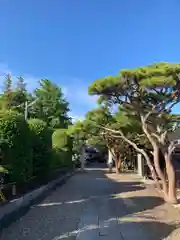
[1,165,179,240]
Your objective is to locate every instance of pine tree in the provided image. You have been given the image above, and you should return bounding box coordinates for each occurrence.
[16,76,26,93]
[1,74,13,109]
[12,76,28,114]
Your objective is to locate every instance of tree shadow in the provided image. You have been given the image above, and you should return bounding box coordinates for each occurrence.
[47,195,178,240]
[38,167,145,203]
[53,220,177,240]
[1,165,179,240]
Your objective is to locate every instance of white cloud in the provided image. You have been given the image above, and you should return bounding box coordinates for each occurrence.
[62,77,98,104]
[62,86,69,96]
[64,85,97,106]
[62,78,98,118]
[22,74,39,92]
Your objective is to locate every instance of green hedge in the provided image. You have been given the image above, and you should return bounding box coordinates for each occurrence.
[28,118,52,177]
[0,110,32,183]
[52,129,73,169]
[0,111,73,184]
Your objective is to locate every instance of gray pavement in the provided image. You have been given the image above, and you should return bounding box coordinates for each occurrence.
[0,166,180,239]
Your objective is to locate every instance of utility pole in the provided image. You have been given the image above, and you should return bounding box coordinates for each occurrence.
[24,99,37,121]
[24,101,28,120]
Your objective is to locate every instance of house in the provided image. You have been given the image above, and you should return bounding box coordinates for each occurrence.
[168,128,180,169]
[168,128,180,151]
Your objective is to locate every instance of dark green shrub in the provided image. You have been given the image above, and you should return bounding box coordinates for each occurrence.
[28,118,52,177]
[52,129,73,169]
[0,110,32,183]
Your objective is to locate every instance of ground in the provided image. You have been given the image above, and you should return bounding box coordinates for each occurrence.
[1,165,180,239]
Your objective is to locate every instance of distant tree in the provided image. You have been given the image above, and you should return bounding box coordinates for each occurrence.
[68,120,90,170]
[12,76,28,114]
[3,73,12,93]
[0,75,28,114]
[30,79,70,129]
[0,74,13,110]
[16,76,26,92]
[85,106,144,173]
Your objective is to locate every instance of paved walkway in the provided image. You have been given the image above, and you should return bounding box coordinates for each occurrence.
[1,166,180,239]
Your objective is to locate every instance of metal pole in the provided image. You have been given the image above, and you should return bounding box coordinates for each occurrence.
[24,101,28,120]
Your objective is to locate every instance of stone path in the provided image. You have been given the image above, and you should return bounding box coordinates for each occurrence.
[1,166,180,239]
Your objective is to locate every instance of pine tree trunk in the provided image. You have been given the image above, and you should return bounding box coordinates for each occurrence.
[108,148,113,173]
[115,153,121,174]
[164,154,177,204]
[153,146,168,200]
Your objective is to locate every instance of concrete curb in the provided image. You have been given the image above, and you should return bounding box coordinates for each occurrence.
[0,170,74,231]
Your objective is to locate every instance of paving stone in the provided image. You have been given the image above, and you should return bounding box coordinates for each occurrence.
[1,166,180,240]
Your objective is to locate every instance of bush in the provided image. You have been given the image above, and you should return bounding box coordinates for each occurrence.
[28,118,52,177]
[52,129,73,169]
[0,110,32,183]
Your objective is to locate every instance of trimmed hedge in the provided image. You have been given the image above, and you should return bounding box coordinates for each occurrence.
[0,110,32,183]
[52,129,73,169]
[0,111,73,185]
[28,119,52,177]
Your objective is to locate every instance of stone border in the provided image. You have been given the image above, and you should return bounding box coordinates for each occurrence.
[0,170,74,231]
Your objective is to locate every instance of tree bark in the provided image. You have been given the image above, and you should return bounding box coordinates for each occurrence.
[107,148,113,173]
[115,152,121,174]
[153,146,168,200]
[140,116,163,191]
[98,124,159,187]
[164,153,177,204]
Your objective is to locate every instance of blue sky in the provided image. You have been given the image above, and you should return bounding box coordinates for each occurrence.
[0,0,180,118]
